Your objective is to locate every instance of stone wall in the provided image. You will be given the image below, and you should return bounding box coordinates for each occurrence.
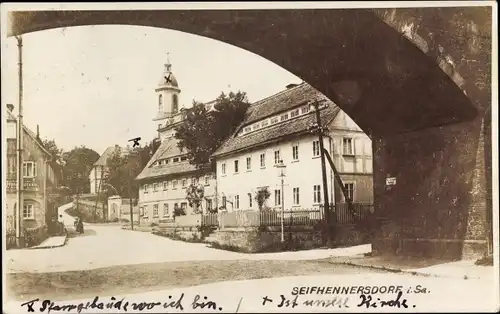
[215,225,369,253]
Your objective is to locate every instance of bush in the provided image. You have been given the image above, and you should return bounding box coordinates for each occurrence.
[475,255,493,266]
[24,226,48,247]
[150,222,158,227]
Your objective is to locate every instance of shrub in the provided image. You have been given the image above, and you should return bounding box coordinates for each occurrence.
[24,226,48,247]
[150,222,158,227]
[475,254,493,266]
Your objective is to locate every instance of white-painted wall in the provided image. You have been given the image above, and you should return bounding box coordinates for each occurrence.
[216,134,334,212]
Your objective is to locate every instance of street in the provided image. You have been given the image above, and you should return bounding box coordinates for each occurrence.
[5,223,377,302]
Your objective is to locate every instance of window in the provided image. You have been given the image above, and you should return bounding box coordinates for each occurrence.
[182,179,187,187]
[172,180,178,189]
[292,145,299,161]
[246,157,252,170]
[248,193,253,208]
[164,158,169,164]
[291,109,299,117]
[235,195,240,209]
[23,204,34,219]
[204,175,210,185]
[261,120,269,127]
[234,160,239,173]
[23,161,36,178]
[172,94,179,113]
[271,117,279,124]
[244,127,251,133]
[8,156,16,176]
[173,157,179,163]
[192,177,199,186]
[143,184,149,194]
[158,94,163,112]
[301,106,310,114]
[344,183,354,201]
[139,206,144,217]
[313,141,320,157]
[313,185,322,203]
[274,189,281,206]
[280,114,289,121]
[153,183,158,192]
[143,205,149,217]
[163,181,168,190]
[180,156,187,161]
[293,188,300,205]
[153,204,159,217]
[343,138,354,155]
[158,160,163,166]
[222,163,226,175]
[260,153,266,168]
[163,203,169,217]
[206,199,213,211]
[253,123,260,131]
[274,150,281,165]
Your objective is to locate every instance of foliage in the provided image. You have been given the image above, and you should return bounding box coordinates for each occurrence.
[255,187,271,210]
[173,204,186,217]
[62,146,100,194]
[175,91,250,169]
[105,146,142,200]
[185,183,205,214]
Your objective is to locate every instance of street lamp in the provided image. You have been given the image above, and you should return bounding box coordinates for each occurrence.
[275,159,287,243]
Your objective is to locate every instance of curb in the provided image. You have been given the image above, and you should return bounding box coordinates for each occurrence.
[29,235,68,250]
[332,261,480,280]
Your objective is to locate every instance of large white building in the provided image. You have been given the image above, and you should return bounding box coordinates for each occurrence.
[89,145,131,194]
[211,83,373,212]
[135,57,217,224]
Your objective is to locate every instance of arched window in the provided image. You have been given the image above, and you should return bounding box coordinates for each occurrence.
[158,94,163,112]
[172,94,178,113]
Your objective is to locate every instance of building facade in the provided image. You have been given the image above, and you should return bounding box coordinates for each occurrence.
[4,104,60,230]
[212,83,373,212]
[135,57,217,225]
[89,145,131,194]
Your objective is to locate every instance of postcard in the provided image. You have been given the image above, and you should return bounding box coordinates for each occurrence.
[2,2,498,313]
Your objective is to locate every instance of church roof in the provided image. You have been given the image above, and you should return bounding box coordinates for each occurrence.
[135,137,200,181]
[212,83,340,158]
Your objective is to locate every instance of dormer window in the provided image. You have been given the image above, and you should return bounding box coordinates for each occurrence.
[253,123,260,131]
[158,124,163,130]
[301,106,310,114]
[280,114,289,121]
[244,127,251,133]
[158,160,163,166]
[261,120,269,127]
[271,117,279,124]
[173,157,179,163]
[291,109,299,118]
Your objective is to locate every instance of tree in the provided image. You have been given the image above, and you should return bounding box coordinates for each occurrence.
[105,146,143,200]
[175,91,250,169]
[62,146,100,194]
[255,187,271,211]
[186,183,205,214]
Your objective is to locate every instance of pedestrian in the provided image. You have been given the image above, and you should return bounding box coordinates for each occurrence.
[76,216,84,234]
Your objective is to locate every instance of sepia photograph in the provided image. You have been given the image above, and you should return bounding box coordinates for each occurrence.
[2,2,498,313]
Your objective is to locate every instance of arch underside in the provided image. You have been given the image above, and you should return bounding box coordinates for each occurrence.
[7,9,478,138]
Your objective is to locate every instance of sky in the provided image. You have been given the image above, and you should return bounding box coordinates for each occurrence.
[1,25,301,155]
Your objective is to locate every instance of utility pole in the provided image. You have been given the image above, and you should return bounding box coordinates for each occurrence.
[15,35,24,248]
[128,152,136,230]
[312,101,330,235]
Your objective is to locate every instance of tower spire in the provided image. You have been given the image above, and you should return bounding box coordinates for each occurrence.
[164,52,172,72]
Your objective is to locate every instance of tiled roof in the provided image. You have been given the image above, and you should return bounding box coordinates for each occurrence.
[93,145,130,167]
[242,82,327,125]
[135,137,198,181]
[212,83,339,158]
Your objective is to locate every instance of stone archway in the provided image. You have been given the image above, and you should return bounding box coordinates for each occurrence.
[7,6,493,259]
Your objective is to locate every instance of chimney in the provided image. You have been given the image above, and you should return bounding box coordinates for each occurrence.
[37,125,40,138]
[7,104,14,112]
[286,83,299,89]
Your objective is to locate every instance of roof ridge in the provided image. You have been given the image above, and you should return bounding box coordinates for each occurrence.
[248,81,306,110]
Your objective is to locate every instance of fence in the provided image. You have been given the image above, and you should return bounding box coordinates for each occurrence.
[200,203,373,229]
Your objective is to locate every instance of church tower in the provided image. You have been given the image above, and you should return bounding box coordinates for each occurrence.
[154,53,181,140]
